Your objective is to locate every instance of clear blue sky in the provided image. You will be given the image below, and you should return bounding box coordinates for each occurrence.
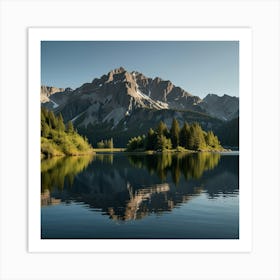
[41,41,239,98]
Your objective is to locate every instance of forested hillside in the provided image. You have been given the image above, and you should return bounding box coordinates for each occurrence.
[41,108,93,157]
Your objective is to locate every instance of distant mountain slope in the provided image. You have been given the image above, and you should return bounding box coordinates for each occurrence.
[198,93,239,121]
[215,117,239,148]
[78,108,223,147]
[41,86,73,109]
[41,86,65,102]
[41,67,239,147]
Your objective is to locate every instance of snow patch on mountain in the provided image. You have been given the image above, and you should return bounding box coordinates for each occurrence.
[50,99,59,108]
[135,86,169,110]
[126,97,133,116]
[71,111,86,123]
[136,89,150,100]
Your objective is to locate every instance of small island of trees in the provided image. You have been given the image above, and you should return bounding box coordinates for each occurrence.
[126,118,224,152]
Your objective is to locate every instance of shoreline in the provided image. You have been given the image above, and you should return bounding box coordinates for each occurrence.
[41,150,95,159]
[41,148,239,158]
[89,148,239,155]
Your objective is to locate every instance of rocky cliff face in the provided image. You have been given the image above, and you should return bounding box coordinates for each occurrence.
[44,67,207,121]
[40,86,65,103]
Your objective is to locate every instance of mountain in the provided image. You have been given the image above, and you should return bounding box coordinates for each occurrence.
[41,86,73,109]
[41,67,239,147]
[41,86,64,103]
[198,93,239,121]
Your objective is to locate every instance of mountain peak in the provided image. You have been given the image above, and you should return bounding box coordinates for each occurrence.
[204,93,217,98]
[222,93,238,99]
[154,77,162,83]
[109,66,126,74]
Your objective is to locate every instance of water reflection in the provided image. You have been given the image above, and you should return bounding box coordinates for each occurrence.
[106,182,205,221]
[93,153,114,164]
[41,189,62,207]
[41,152,239,221]
[41,155,93,192]
[128,152,221,182]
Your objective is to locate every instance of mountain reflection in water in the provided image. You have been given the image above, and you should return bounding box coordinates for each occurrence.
[41,152,239,222]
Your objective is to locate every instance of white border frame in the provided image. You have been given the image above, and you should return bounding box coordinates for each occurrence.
[28,27,252,253]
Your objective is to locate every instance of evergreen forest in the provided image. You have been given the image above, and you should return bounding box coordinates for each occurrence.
[126,118,223,152]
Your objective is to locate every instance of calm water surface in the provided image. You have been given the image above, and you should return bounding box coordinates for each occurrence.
[41,152,239,239]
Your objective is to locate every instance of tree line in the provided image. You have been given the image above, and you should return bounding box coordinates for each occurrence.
[126,118,222,152]
[96,138,114,149]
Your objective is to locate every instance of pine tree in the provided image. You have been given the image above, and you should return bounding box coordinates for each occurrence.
[156,135,172,151]
[108,138,114,149]
[41,107,46,123]
[127,137,139,151]
[97,140,105,149]
[146,128,157,150]
[206,131,221,149]
[57,113,65,132]
[41,122,50,138]
[67,121,74,134]
[179,122,190,148]
[48,111,58,129]
[191,123,206,150]
[170,118,180,148]
[157,121,169,137]
[205,131,216,147]
[213,135,221,148]
[187,125,195,149]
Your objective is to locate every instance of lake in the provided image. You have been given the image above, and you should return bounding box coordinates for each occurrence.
[41,152,239,239]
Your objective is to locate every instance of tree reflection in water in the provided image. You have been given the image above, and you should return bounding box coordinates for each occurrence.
[41,155,93,192]
[128,152,221,182]
[41,152,239,221]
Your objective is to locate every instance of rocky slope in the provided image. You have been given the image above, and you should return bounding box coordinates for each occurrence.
[41,86,73,109]
[41,86,64,103]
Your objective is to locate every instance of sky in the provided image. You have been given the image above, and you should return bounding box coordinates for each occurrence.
[41,41,239,98]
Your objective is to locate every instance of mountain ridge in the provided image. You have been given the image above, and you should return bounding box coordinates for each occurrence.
[41,66,238,119]
[41,67,239,147]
